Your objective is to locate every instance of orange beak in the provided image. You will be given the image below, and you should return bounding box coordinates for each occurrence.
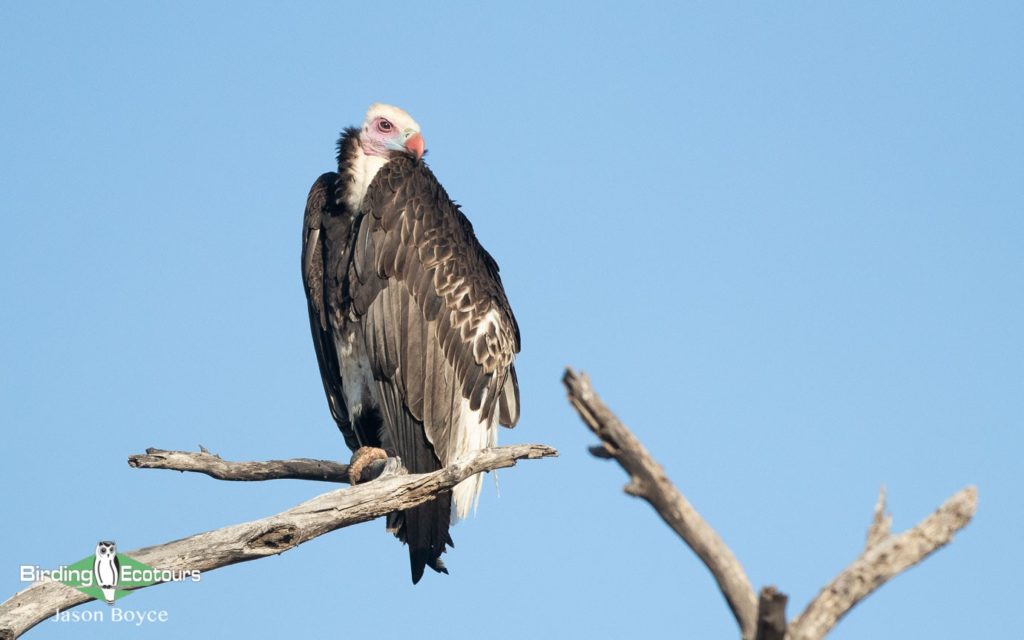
[404,132,425,160]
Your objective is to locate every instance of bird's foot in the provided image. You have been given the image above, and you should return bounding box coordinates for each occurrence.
[348,446,389,485]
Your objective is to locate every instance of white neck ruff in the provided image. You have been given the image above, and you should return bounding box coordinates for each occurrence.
[345,144,388,212]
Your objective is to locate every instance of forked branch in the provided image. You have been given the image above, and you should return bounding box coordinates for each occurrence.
[562,366,975,640]
[786,485,976,640]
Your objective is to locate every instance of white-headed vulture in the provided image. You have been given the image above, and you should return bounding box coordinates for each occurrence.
[301,104,520,583]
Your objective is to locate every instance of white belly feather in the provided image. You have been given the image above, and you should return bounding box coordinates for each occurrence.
[335,328,380,439]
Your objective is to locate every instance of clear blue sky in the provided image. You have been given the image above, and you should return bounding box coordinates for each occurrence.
[2,2,1020,638]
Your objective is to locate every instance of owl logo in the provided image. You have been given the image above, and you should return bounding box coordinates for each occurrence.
[93,541,120,605]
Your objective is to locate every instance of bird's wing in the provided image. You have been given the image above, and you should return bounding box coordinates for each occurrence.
[349,155,520,470]
[302,172,359,451]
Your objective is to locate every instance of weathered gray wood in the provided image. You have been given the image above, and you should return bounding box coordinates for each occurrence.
[864,485,892,551]
[0,444,556,639]
[563,366,977,640]
[786,486,976,640]
[563,368,759,640]
[127,447,388,483]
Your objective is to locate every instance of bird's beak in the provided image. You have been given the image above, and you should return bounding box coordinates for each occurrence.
[403,131,425,160]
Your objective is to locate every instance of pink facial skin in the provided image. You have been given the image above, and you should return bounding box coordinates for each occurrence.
[361,116,425,160]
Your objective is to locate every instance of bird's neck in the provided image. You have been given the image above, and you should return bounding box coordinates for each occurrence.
[342,140,388,213]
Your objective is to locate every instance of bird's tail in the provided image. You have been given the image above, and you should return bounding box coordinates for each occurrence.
[376,375,456,584]
[389,492,454,584]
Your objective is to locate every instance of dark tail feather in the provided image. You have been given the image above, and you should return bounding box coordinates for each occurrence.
[402,490,454,584]
[373,376,453,583]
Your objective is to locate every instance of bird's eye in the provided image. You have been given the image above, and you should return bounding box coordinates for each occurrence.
[377,119,393,133]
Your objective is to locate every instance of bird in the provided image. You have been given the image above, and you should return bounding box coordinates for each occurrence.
[301,103,521,583]
[93,541,120,605]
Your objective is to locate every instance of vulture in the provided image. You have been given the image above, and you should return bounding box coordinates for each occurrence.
[301,103,521,583]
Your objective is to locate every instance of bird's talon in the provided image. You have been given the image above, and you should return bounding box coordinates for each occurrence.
[348,446,389,484]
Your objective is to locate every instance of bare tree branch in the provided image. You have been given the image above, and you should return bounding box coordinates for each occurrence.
[562,368,759,640]
[864,485,892,550]
[127,447,379,483]
[563,366,977,640]
[0,444,556,639]
[786,485,977,640]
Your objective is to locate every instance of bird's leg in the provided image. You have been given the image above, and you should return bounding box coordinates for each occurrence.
[348,446,389,484]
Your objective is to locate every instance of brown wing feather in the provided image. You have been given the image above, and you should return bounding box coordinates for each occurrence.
[350,155,520,468]
[301,172,359,451]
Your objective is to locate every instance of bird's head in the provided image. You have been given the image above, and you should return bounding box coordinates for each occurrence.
[359,103,425,161]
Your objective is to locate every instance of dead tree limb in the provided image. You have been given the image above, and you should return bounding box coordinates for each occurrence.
[129,447,363,483]
[864,485,892,550]
[562,366,976,640]
[786,485,977,640]
[562,368,759,639]
[0,444,556,639]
